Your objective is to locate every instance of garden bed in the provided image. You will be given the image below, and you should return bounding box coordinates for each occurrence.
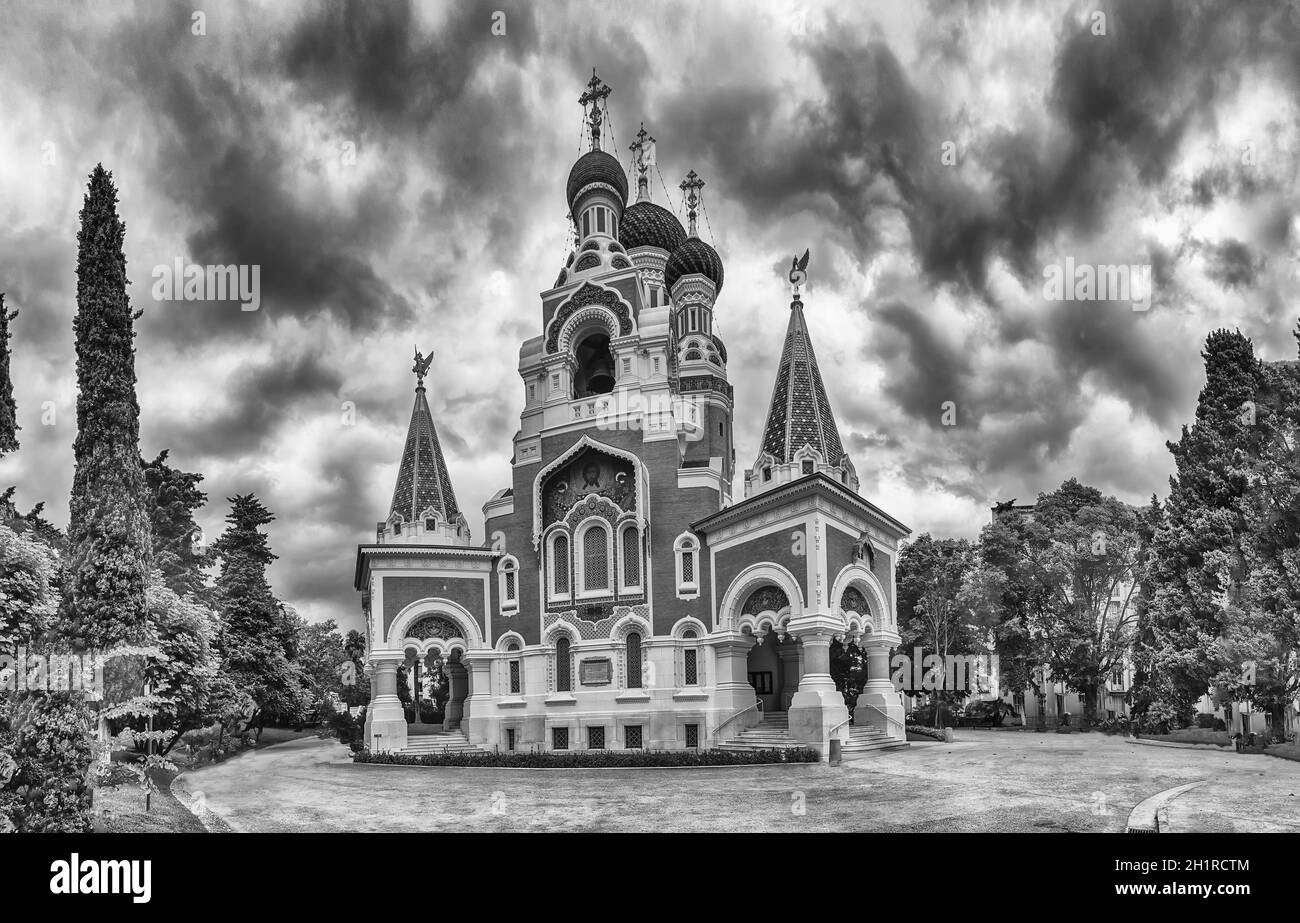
[353,747,819,768]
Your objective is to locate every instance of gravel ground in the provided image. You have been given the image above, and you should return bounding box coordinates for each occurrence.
[177,731,1300,833]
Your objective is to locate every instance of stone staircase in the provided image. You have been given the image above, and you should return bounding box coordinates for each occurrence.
[841,722,909,755]
[398,728,484,756]
[715,714,809,753]
[715,713,909,755]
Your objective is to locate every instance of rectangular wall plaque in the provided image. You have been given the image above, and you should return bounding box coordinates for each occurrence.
[579,658,612,686]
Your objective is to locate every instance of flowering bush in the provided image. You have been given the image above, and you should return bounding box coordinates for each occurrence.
[0,692,95,832]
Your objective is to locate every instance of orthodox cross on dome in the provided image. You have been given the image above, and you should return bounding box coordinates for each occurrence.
[679,169,704,237]
[789,248,810,302]
[412,346,434,388]
[630,122,656,202]
[579,68,612,151]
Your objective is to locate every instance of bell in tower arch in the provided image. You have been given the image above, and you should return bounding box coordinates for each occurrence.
[574,331,616,396]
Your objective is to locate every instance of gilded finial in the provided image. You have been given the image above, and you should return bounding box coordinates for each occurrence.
[789,248,810,302]
[412,346,434,387]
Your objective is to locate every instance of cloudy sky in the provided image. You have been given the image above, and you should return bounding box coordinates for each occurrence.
[2,0,1299,632]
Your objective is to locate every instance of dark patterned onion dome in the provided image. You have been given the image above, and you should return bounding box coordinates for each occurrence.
[566,150,628,209]
[618,201,686,252]
[665,236,724,294]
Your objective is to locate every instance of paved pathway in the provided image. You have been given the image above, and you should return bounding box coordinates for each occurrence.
[176,732,1300,832]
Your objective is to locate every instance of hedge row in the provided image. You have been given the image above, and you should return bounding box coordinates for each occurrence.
[905,725,946,741]
[354,746,820,768]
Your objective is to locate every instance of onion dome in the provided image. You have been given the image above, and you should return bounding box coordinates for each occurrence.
[619,201,686,252]
[665,237,724,294]
[566,150,628,211]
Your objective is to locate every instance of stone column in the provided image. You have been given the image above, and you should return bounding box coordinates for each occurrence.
[777,638,803,711]
[854,635,905,740]
[709,630,760,737]
[785,614,851,758]
[442,660,469,731]
[461,652,495,748]
[364,653,408,752]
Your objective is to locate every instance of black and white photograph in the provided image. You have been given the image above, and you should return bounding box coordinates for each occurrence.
[0,0,1296,903]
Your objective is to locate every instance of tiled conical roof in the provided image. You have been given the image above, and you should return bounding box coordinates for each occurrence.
[388,384,461,525]
[758,298,847,466]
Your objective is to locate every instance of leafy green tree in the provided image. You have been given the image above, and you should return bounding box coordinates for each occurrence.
[340,629,370,708]
[211,494,308,736]
[979,481,1144,723]
[0,523,62,650]
[61,165,153,652]
[896,534,982,723]
[0,294,17,456]
[143,575,219,754]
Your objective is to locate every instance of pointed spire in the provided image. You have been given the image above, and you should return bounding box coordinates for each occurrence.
[388,350,462,529]
[758,261,847,468]
[680,170,704,237]
[579,68,612,152]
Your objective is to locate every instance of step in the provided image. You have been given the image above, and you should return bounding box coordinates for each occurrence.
[841,740,910,755]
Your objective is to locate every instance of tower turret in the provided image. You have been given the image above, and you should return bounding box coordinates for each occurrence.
[379,347,472,545]
[745,251,859,497]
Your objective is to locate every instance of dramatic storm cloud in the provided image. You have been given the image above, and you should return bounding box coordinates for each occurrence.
[1,0,1297,629]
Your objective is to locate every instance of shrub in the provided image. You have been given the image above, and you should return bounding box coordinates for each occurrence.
[353,746,820,768]
[1195,712,1218,729]
[417,701,441,724]
[0,692,96,833]
[905,725,945,741]
[320,706,365,748]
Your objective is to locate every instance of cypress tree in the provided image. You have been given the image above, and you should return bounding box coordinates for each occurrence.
[141,450,210,600]
[0,294,17,456]
[1134,329,1264,721]
[61,165,153,651]
[212,494,306,735]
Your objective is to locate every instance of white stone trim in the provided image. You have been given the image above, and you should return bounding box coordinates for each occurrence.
[384,597,485,651]
[544,525,572,605]
[673,531,700,600]
[497,553,520,616]
[829,563,896,640]
[717,561,806,632]
[531,433,649,548]
[574,516,615,599]
[617,521,644,595]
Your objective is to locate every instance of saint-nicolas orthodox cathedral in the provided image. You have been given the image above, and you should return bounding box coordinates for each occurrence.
[356,72,910,759]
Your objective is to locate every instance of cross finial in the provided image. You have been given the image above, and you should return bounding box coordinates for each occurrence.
[630,122,655,202]
[578,68,612,152]
[679,169,704,237]
[412,346,434,387]
[789,249,810,303]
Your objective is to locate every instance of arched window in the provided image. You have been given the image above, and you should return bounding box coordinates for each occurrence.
[556,636,572,692]
[579,522,611,596]
[498,555,519,614]
[673,532,700,599]
[626,632,642,689]
[549,532,571,601]
[682,628,699,686]
[619,525,642,594]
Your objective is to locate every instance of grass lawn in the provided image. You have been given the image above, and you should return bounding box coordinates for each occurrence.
[93,768,206,833]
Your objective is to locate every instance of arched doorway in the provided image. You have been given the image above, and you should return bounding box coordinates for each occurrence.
[739,585,799,712]
[395,614,472,735]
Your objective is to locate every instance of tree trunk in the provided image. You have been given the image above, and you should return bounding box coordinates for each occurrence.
[1083,683,1099,726]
